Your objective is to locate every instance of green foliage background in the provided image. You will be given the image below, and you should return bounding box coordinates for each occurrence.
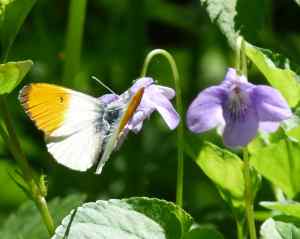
[0,0,299,237]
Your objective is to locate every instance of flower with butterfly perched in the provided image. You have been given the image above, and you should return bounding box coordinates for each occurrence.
[100,77,180,135]
[186,68,292,148]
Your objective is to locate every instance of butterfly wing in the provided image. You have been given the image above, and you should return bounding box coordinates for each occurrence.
[95,87,144,174]
[19,83,106,171]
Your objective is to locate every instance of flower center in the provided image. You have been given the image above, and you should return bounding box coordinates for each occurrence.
[227,86,249,121]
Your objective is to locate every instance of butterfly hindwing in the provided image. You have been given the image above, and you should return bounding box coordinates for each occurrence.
[95,87,145,174]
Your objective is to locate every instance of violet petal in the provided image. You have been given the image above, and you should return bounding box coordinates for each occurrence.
[252,85,292,121]
[186,86,226,133]
[223,106,259,147]
[99,94,119,104]
[143,86,180,129]
[130,77,154,93]
[127,111,146,131]
[223,68,248,84]
[155,85,175,99]
[259,121,280,133]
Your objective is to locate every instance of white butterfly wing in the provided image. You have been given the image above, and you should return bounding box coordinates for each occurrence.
[19,83,106,171]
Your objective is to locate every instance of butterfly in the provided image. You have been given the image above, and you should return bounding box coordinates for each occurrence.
[19,83,144,174]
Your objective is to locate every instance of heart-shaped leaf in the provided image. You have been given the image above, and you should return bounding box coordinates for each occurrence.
[52,197,193,239]
[250,138,300,199]
[195,142,245,213]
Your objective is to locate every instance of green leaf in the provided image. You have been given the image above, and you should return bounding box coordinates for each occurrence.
[199,0,265,48]
[250,138,300,199]
[260,218,300,239]
[0,60,32,94]
[195,142,245,211]
[0,0,37,60]
[245,42,300,107]
[52,197,193,239]
[261,201,300,219]
[183,226,224,239]
[0,194,86,239]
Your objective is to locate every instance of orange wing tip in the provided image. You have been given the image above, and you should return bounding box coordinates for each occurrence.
[19,84,32,106]
[19,83,71,135]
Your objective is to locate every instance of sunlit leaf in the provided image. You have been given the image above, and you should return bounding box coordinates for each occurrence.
[0,0,37,60]
[52,197,193,239]
[260,218,300,239]
[0,194,86,239]
[245,42,300,107]
[195,142,245,211]
[0,0,15,21]
[0,60,32,94]
[261,201,300,219]
[183,226,224,239]
[250,138,300,199]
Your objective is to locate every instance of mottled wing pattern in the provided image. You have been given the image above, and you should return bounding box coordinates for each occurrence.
[95,87,144,174]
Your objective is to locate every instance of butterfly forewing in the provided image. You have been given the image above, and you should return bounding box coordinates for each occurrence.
[19,83,105,171]
[19,83,145,173]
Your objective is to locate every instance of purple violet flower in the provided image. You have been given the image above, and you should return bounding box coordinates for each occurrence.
[100,77,180,134]
[186,68,292,148]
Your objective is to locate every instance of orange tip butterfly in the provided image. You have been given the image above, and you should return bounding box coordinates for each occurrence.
[19,83,144,174]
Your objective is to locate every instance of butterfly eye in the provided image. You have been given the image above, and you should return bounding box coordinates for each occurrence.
[105,109,121,125]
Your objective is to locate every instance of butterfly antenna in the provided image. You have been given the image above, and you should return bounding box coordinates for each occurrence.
[91,76,117,94]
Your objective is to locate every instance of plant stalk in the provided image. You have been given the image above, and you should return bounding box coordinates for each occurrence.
[62,0,87,84]
[236,219,244,239]
[0,96,55,235]
[236,36,247,76]
[243,148,257,239]
[141,49,184,207]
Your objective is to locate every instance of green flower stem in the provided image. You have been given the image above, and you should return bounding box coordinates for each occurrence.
[236,219,244,239]
[62,0,87,84]
[243,148,257,239]
[141,49,184,207]
[0,96,55,235]
[236,36,247,76]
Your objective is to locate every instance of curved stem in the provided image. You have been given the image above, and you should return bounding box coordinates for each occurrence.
[0,96,55,235]
[141,49,184,207]
[243,148,257,239]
